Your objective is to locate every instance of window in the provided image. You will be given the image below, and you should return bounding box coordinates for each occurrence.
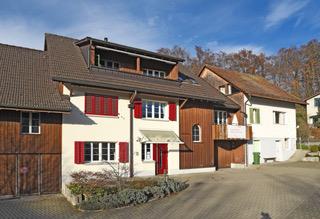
[96,56,120,69]
[84,142,116,162]
[214,111,227,124]
[142,100,167,119]
[227,84,232,95]
[85,94,118,116]
[141,143,152,161]
[315,98,320,107]
[192,125,201,142]
[21,112,40,134]
[249,108,260,124]
[273,111,285,124]
[143,69,166,78]
[219,86,226,94]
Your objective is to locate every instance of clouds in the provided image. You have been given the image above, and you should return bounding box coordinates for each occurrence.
[206,41,265,54]
[0,0,168,50]
[265,0,309,29]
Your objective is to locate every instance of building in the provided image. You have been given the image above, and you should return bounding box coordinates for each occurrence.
[199,65,305,164]
[43,34,253,193]
[305,92,320,126]
[1,33,253,198]
[0,43,70,197]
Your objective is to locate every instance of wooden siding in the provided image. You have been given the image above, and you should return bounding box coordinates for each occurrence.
[0,110,62,154]
[212,125,253,140]
[0,110,62,196]
[214,140,245,168]
[179,100,214,169]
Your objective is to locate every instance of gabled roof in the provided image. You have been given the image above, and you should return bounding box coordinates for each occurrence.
[201,65,306,105]
[304,92,320,101]
[0,43,70,112]
[45,33,238,109]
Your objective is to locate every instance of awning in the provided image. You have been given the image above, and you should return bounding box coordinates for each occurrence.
[139,130,183,143]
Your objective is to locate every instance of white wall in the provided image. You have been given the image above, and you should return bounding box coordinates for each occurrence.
[245,96,297,163]
[306,95,320,125]
[61,86,180,192]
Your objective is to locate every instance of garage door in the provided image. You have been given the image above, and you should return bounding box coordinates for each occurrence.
[0,154,61,197]
[215,141,245,169]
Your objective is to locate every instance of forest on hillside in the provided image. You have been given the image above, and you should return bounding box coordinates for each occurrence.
[158,40,320,140]
[158,39,320,99]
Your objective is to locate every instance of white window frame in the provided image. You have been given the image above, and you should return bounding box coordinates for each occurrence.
[192,124,201,142]
[143,69,166,78]
[273,111,285,125]
[214,110,227,125]
[84,142,116,163]
[142,100,168,120]
[251,108,260,124]
[21,112,41,134]
[219,86,226,94]
[100,59,120,69]
[142,143,153,161]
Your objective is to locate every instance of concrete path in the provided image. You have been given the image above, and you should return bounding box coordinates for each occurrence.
[0,162,319,219]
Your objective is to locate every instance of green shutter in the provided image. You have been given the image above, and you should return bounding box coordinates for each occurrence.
[249,108,253,124]
[256,109,260,124]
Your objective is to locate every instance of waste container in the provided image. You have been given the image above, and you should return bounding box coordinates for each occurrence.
[253,152,260,165]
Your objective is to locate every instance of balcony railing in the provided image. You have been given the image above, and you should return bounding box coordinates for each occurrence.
[212,124,252,140]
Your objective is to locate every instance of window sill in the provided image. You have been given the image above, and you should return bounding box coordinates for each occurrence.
[142,160,155,163]
[86,114,119,119]
[21,132,41,135]
[84,161,118,165]
[141,118,170,122]
[192,141,202,143]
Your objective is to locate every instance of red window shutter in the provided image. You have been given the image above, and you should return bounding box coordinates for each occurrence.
[99,96,104,115]
[153,144,157,161]
[119,142,129,163]
[92,95,96,114]
[112,97,118,116]
[85,94,94,114]
[134,99,142,118]
[107,97,113,115]
[74,141,84,164]
[169,102,177,121]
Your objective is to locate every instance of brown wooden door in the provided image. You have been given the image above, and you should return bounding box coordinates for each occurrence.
[0,155,16,196]
[41,154,61,193]
[217,144,232,168]
[19,155,39,195]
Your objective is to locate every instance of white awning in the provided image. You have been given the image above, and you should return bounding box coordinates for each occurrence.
[139,130,183,143]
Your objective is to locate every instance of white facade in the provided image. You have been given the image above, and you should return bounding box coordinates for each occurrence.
[306,94,320,125]
[61,86,215,194]
[245,96,297,164]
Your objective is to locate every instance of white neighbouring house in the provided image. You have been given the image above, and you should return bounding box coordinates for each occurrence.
[305,92,320,126]
[199,65,305,164]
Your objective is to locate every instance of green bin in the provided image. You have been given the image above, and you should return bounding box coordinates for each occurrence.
[253,152,260,165]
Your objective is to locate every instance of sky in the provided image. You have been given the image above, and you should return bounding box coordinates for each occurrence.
[0,0,319,55]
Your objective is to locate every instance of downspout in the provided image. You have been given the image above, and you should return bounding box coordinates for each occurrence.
[128,90,137,177]
[244,94,252,167]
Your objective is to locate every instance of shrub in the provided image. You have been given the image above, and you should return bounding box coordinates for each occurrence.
[102,189,149,208]
[310,145,320,152]
[78,199,105,211]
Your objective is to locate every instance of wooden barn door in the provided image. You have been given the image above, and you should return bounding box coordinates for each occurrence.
[217,144,232,168]
[41,154,61,193]
[0,155,17,196]
[19,155,39,195]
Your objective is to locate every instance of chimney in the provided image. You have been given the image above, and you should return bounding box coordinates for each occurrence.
[104,37,108,42]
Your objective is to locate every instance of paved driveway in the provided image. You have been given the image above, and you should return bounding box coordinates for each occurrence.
[1,162,319,219]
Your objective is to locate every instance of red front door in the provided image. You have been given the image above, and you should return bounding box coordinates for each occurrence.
[155,144,168,175]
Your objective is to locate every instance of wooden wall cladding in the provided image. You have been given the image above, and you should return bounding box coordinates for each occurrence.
[179,100,214,169]
[0,154,61,196]
[214,140,245,168]
[0,110,62,154]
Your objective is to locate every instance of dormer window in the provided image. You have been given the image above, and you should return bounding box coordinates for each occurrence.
[143,69,166,78]
[96,54,120,69]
